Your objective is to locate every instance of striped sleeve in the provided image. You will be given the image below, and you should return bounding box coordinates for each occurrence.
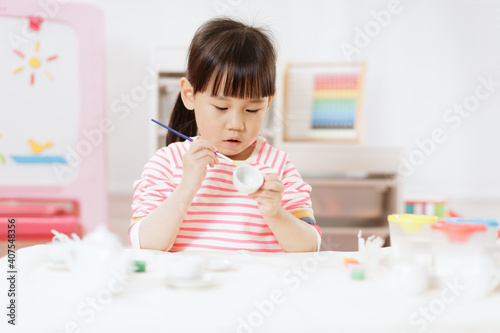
[280,160,322,246]
[129,147,177,236]
[281,161,314,218]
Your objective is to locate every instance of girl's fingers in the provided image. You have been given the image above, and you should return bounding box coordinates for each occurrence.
[254,196,274,204]
[260,177,284,192]
[201,155,218,168]
[187,139,219,164]
[191,150,219,166]
[190,138,217,154]
[261,181,283,191]
[250,190,280,200]
[249,175,283,201]
[264,174,279,180]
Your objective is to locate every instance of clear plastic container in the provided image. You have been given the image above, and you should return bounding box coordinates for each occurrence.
[431,222,487,285]
[445,218,498,256]
[388,214,438,267]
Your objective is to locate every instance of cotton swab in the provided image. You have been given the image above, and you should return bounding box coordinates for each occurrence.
[151,119,239,166]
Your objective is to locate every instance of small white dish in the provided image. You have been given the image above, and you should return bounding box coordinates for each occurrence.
[166,255,207,279]
[207,258,233,272]
[46,261,72,270]
[164,273,214,289]
[233,164,264,194]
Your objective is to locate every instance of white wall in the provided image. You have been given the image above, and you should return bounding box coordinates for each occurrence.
[77,0,500,202]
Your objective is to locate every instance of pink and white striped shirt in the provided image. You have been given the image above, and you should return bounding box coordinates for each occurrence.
[129,136,321,252]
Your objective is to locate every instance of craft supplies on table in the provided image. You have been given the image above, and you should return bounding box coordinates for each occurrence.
[388,214,438,267]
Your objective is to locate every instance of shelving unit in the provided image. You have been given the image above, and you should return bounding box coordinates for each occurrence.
[306,175,400,251]
[155,73,184,148]
[149,46,187,157]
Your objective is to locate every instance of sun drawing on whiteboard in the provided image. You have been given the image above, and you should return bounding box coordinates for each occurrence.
[12,41,58,86]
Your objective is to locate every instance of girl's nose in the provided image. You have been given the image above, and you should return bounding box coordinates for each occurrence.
[226,111,245,131]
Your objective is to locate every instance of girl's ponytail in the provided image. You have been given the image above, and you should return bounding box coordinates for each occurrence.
[166,93,197,146]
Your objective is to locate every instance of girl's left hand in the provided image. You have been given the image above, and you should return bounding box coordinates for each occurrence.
[249,173,284,218]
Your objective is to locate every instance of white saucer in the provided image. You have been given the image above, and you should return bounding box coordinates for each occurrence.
[164,273,214,289]
[207,259,233,272]
[46,261,71,270]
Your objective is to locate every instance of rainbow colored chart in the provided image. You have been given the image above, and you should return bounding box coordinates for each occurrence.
[311,73,360,129]
[284,63,365,141]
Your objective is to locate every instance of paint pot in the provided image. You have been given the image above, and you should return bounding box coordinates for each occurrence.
[431,221,488,289]
[445,218,498,256]
[388,214,438,268]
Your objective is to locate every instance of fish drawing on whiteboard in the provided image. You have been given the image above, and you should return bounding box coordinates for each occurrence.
[28,139,53,154]
[9,138,67,164]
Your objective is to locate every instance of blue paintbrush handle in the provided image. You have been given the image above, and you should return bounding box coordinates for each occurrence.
[151,119,194,142]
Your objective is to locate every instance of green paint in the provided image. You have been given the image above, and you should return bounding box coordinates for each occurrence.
[351,268,365,280]
[133,260,146,273]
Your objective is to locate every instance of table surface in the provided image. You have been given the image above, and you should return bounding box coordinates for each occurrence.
[1,244,500,333]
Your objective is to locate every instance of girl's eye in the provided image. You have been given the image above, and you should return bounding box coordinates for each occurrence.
[215,106,228,111]
[246,109,259,113]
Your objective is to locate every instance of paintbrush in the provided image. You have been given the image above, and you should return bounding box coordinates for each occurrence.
[151,119,239,166]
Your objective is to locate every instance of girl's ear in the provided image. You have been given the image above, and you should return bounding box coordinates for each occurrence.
[180,77,195,110]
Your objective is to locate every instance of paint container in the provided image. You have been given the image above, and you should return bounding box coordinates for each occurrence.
[445,218,498,257]
[430,221,495,295]
[388,214,438,268]
[404,196,447,217]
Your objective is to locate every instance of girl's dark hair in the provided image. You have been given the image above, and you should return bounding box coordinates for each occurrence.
[166,18,276,145]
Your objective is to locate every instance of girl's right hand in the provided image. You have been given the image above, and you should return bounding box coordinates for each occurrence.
[180,138,219,193]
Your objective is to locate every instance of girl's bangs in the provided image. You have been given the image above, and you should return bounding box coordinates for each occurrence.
[209,62,275,100]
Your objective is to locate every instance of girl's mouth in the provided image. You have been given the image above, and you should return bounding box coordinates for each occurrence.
[223,138,241,148]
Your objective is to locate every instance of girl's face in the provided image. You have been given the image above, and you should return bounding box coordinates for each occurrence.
[181,78,274,161]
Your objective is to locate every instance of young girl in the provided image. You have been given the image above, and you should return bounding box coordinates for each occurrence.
[129,18,321,252]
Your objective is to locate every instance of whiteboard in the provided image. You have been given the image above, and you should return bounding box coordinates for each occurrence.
[0,17,79,186]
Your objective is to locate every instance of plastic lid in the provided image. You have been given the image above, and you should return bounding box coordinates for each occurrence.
[431,221,486,242]
[445,218,498,227]
[388,214,438,233]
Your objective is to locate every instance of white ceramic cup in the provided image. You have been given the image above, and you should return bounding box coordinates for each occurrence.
[166,255,206,280]
[232,164,264,194]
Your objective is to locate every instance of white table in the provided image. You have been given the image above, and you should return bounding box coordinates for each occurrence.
[1,245,500,333]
